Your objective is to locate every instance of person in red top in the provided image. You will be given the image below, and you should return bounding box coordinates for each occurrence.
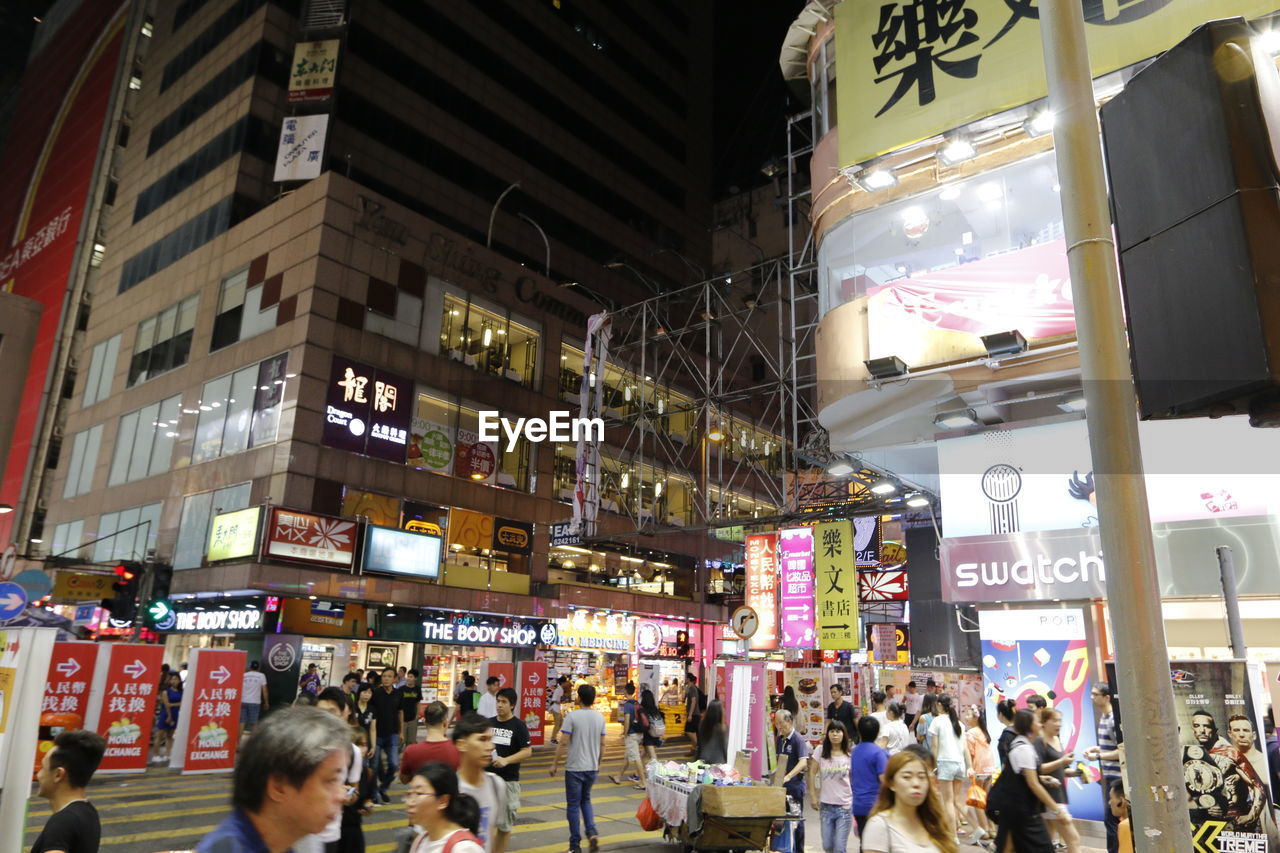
[402,700,461,781]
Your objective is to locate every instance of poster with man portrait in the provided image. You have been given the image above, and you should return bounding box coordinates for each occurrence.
[1170,660,1278,852]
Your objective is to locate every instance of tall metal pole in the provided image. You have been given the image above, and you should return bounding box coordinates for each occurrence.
[1038,3,1194,851]
[1215,546,1248,658]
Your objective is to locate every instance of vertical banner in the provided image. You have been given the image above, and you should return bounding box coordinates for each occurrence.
[745,533,779,651]
[481,662,515,697]
[90,643,165,774]
[0,627,57,853]
[172,648,246,774]
[724,660,770,779]
[779,527,816,648]
[36,641,99,771]
[263,633,303,706]
[1167,660,1278,852]
[978,608,1103,821]
[815,520,859,650]
[517,660,548,747]
[785,667,825,745]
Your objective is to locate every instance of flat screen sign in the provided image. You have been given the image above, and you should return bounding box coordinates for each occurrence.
[321,355,413,463]
[363,525,442,580]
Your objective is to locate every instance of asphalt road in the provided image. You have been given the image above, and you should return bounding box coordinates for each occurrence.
[22,728,1105,853]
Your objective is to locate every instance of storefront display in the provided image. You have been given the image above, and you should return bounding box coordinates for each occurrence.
[549,610,635,716]
[784,667,824,745]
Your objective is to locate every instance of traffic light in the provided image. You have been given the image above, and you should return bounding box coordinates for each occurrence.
[144,598,174,629]
[101,562,141,622]
[143,563,175,628]
[675,629,691,658]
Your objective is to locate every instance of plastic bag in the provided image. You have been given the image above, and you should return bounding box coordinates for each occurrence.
[966,780,988,809]
[636,796,663,832]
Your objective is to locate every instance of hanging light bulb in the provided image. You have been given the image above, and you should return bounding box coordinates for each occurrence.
[621,471,630,489]
[483,327,493,347]
[655,480,664,497]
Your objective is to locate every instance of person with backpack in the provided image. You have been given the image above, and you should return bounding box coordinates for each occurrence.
[406,761,484,853]
[985,708,1063,853]
[455,675,481,723]
[636,688,666,766]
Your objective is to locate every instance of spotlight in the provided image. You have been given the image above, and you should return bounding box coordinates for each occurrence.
[906,493,930,508]
[863,356,909,380]
[870,480,897,495]
[707,420,725,441]
[933,409,980,429]
[826,459,855,477]
[1058,392,1088,413]
[980,330,1028,358]
[939,183,963,201]
[856,168,898,191]
[939,137,977,166]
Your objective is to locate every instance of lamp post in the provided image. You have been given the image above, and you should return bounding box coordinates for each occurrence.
[486,181,521,249]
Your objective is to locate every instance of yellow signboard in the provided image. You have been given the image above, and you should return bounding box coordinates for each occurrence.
[207,507,262,562]
[51,572,114,601]
[836,0,1280,169]
[288,40,339,104]
[814,520,859,650]
[405,519,443,536]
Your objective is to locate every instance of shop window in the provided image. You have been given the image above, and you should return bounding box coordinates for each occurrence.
[366,277,423,346]
[92,501,163,563]
[83,333,121,407]
[127,296,197,387]
[210,267,277,352]
[108,394,182,486]
[191,353,288,463]
[173,482,252,569]
[51,519,86,560]
[62,424,104,498]
[438,293,540,387]
[410,390,534,491]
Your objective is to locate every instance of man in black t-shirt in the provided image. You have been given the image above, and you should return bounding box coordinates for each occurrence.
[456,674,480,721]
[401,669,422,745]
[370,667,405,803]
[489,688,532,853]
[31,729,107,853]
[827,683,857,738]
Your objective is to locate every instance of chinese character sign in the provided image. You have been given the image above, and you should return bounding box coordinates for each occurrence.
[95,644,165,774]
[172,648,246,774]
[834,0,1280,170]
[288,40,339,104]
[40,642,97,722]
[815,520,859,650]
[321,355,412,462]
[779,527,816,648]
[517,661,548,746]
[744,533,779,651]
[266,508,356,567]
[274,114,329,182]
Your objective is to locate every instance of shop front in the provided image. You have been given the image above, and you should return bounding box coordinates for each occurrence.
[158,597,268,668]
[547,609,636,719]
[414,608,556,705]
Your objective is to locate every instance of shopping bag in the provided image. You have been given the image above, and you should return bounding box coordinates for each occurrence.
[966,780,988,809]
[637,796,663,832]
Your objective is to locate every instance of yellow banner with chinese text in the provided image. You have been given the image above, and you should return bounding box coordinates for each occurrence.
[836,0,1280,169]
[815,520,859,650]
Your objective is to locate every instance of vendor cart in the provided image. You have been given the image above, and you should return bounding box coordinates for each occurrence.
[645,771,797,853]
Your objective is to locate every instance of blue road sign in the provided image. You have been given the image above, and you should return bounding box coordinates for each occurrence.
[0,581,28,623]
[13,568,52,599]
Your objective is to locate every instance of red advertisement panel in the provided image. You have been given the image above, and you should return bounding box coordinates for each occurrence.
[517,661,547,747]
[96,644,164,773]
[176,648,246,775]
[0,4,129,546]
[266,507,357,567]
[35,641,99,773]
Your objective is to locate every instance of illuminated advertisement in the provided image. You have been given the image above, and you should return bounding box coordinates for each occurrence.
[363,524,442,580]
[744,533,779,651]
[321,355,413,463]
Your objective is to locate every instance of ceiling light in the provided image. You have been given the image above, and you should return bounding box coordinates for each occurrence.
[1257,27,1280,56]
[826,459,855,477]
[654,481,663,497]
[939,183,963,201]
[863,356,909,380]
[707,421,725,442]
[906,493,931,507]
[980,329,1028,358]
[620,472,630,489]
[870,480,897,495]
[1024,110,1055,137]
[939,137,977,165]
[470,472,485,480]
[856,168,898,191]
[1058,392,1088,413]
[30,537,43,543]
[933,409,980,429]
[976,182,1004,203]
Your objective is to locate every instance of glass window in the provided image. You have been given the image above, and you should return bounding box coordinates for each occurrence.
[109,395,182,486]
[210,267,278,352]
[92,501,163,563]
[127,296,197,386]
[408,389,534,491]
[62,424,104,498]
[51,519,86,559]
[438,291,540,387]
[173,482,252,569]
[366,279,423,346]
[192,354,289,463]
[83,334,121,407]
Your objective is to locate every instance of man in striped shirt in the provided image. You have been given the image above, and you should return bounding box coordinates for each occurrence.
[1086,682,1123,853]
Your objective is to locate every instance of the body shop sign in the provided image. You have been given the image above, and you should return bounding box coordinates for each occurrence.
[745,533,779,651]
[321,355,413,463]
[171,605,263,633]
[420,612,555,648]
[266,507,356,567]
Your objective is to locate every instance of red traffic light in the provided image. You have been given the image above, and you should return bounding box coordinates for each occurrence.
[114,564,135,581]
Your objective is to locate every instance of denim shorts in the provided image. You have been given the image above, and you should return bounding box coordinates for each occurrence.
[937,758,965,781]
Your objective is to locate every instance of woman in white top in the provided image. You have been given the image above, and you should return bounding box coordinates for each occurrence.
[407,762,485,853]
[861,750,959,853]
[548,675,567,744]
[808,720,853,853]
[926,693,969,839]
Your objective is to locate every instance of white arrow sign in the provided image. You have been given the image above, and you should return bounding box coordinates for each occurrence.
[1,593,22,609]
[123,659,147,679]
[210,665,231,685]
[56,658,81,678]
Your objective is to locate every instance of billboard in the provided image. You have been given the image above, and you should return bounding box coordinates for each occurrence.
[362,524,442,580]
[778,527,815,648]
[0,3,130,547]
[744,533,779,651]
[206,506,262,562]
[815,520,859,650]
[265,507,357,567]
[321,355,413,463]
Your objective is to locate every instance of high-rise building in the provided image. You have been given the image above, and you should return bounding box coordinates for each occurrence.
[3,1,755,695]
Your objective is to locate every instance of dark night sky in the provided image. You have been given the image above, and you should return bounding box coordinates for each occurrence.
[712,0,808,197]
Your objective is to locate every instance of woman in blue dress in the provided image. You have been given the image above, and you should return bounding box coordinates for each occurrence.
[152,672,183,764]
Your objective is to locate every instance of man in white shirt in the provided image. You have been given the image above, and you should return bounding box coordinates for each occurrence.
[869,690,889,727]
[453,713,507,853]
[903,681,924,728]
[240,661,269,737]
[876,702,913,755]
[477,676,501,718]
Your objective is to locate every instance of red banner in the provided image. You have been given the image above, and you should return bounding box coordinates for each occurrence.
[95,644,165,774]
[745,533,779,651]
[35,642,99,774]
[858,570,909,601]
[266,507,357,567]
[175,648,245,774]
[517,661,548,747]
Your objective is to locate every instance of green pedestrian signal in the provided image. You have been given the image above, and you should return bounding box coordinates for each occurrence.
[145,598,174,628]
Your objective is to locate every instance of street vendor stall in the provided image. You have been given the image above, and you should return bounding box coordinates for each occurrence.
[642,759,794,853]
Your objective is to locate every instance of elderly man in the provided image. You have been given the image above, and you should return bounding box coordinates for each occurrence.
[775,709,810,853]
[196,706,352,853]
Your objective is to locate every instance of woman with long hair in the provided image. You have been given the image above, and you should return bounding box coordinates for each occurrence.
[962,704,997,849]
[406,761,483,853]
[994,699,1018,765]
[638,688,665,767]
[986,709,1063,853]
[1035,707,1082,853]
[698,699,728,765]
[781,685,801,718]
[914,693,939,743]
[808,720,853,853]
[927,693,969,840]
[354,682,376,759]
[861,750,960,852]
[152,672,183,764]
